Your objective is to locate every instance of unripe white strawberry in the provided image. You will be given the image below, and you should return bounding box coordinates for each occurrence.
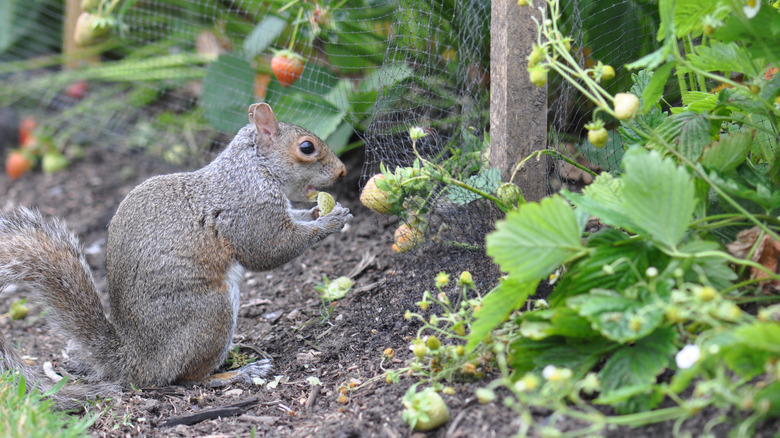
[317,191,335,215]
[393,223,423,253]
[402,388,449,431]
[614,92,640,120]
[601,65,615,81]
[528,65,548,87]
[360,174,392,214]
[588,127,608,148]
[496,182,524,207]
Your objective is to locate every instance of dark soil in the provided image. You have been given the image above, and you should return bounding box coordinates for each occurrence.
[0,143,770,437]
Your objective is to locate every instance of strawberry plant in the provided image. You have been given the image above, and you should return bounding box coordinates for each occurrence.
[435,0,780,435]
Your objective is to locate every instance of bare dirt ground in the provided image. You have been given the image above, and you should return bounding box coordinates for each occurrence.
[1,140,777,437]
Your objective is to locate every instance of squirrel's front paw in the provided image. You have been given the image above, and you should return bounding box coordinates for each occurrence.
[319,203,352,232]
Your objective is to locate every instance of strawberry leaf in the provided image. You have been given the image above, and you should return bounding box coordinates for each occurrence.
[568,289,665,343]
[466,278,537,353]
[486,195,586,282]
[595,326,677,413]
[243,14,287,59]
[621,148,695,249]
[641,61,675,113]
[563,173,636,232]
[701,131,753,174]
[201,53,255,133]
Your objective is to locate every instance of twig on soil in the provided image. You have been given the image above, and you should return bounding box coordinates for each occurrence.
[305,384,321,411]
[159,396,259,427]
[347,251,376,278]
[349,279,387,299]
[238,414,279,425]
[446,405,472,436]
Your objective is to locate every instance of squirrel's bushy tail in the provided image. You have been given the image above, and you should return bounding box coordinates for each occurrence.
[0,206,121,408]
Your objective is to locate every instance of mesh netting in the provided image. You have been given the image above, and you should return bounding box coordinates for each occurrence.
[1,0,673,249]
[547,0,660,188]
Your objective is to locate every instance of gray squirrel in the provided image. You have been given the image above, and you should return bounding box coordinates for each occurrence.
[0,103,352,409]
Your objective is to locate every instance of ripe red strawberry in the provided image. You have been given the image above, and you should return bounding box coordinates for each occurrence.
[18,117,36,146]
[271,50,305,88]
[6,150,33,180]
[65,81,88,99]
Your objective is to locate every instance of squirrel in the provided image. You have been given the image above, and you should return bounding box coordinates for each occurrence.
[0,103,352,409]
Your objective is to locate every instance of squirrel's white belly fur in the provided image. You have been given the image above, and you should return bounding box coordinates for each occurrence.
[225,262,245,340]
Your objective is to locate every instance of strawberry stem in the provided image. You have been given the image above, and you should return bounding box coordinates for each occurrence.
[287,8,304,52]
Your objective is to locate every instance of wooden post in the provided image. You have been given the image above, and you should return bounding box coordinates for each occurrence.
[490,0,548,202]
[63,0,82,68]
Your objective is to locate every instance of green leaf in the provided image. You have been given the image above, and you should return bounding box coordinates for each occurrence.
[683,41,760,78]
[733,322,780,356]
[676,111,710,162]
[629,69,653,98]
[708,328,773,379]
[0,0,48,54]
[642,61,675,113]
[447,168,501,205]
[272,93,346,140]
[621,148,695,249]
[242,14,288,59]
[705,165,780,212]
[532,337,615,379]
[201,53,256,133]
[564,174,636,232]
[519,307,599,339]
[325,122,355,155]
[625,45,671,71]
[550,228,666,307]
[657,0,676,41]
[755,382,780,417]
[701,131,753,174]
[568,289,665,343]
[668,0,727,37]
[348,64,413,123]
[508,337,564,374]
[466,278,537,352]
[681,91,718,113]
[486,196,586,283]
[595,327,678,412]
[679,240,737,291]
[508,336,615,377]
[714,6,780,62]
[619,106,668,149]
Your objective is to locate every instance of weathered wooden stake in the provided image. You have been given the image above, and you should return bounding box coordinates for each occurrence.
[63,0,82,68]
[490,0,548,202]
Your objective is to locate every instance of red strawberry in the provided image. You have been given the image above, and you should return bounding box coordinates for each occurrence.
[6,150,33,180]
[18,117,36,146]
[65,81,88,99]
[271,50,305,88]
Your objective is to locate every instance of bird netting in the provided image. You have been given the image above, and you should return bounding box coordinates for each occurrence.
[1,0,667,250]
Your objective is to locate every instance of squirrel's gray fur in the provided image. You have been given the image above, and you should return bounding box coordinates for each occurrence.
[0,103,351,409]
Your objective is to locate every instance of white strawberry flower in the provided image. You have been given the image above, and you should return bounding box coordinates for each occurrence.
[675,344,701,369]
[743,0,761,18]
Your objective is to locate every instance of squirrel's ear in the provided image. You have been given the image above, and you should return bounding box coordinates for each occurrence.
[248,103,278,147]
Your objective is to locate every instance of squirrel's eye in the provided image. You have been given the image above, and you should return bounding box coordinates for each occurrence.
[299,140,315,155]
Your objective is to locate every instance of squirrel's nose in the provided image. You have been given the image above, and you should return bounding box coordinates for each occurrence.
[336,163,347,180]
